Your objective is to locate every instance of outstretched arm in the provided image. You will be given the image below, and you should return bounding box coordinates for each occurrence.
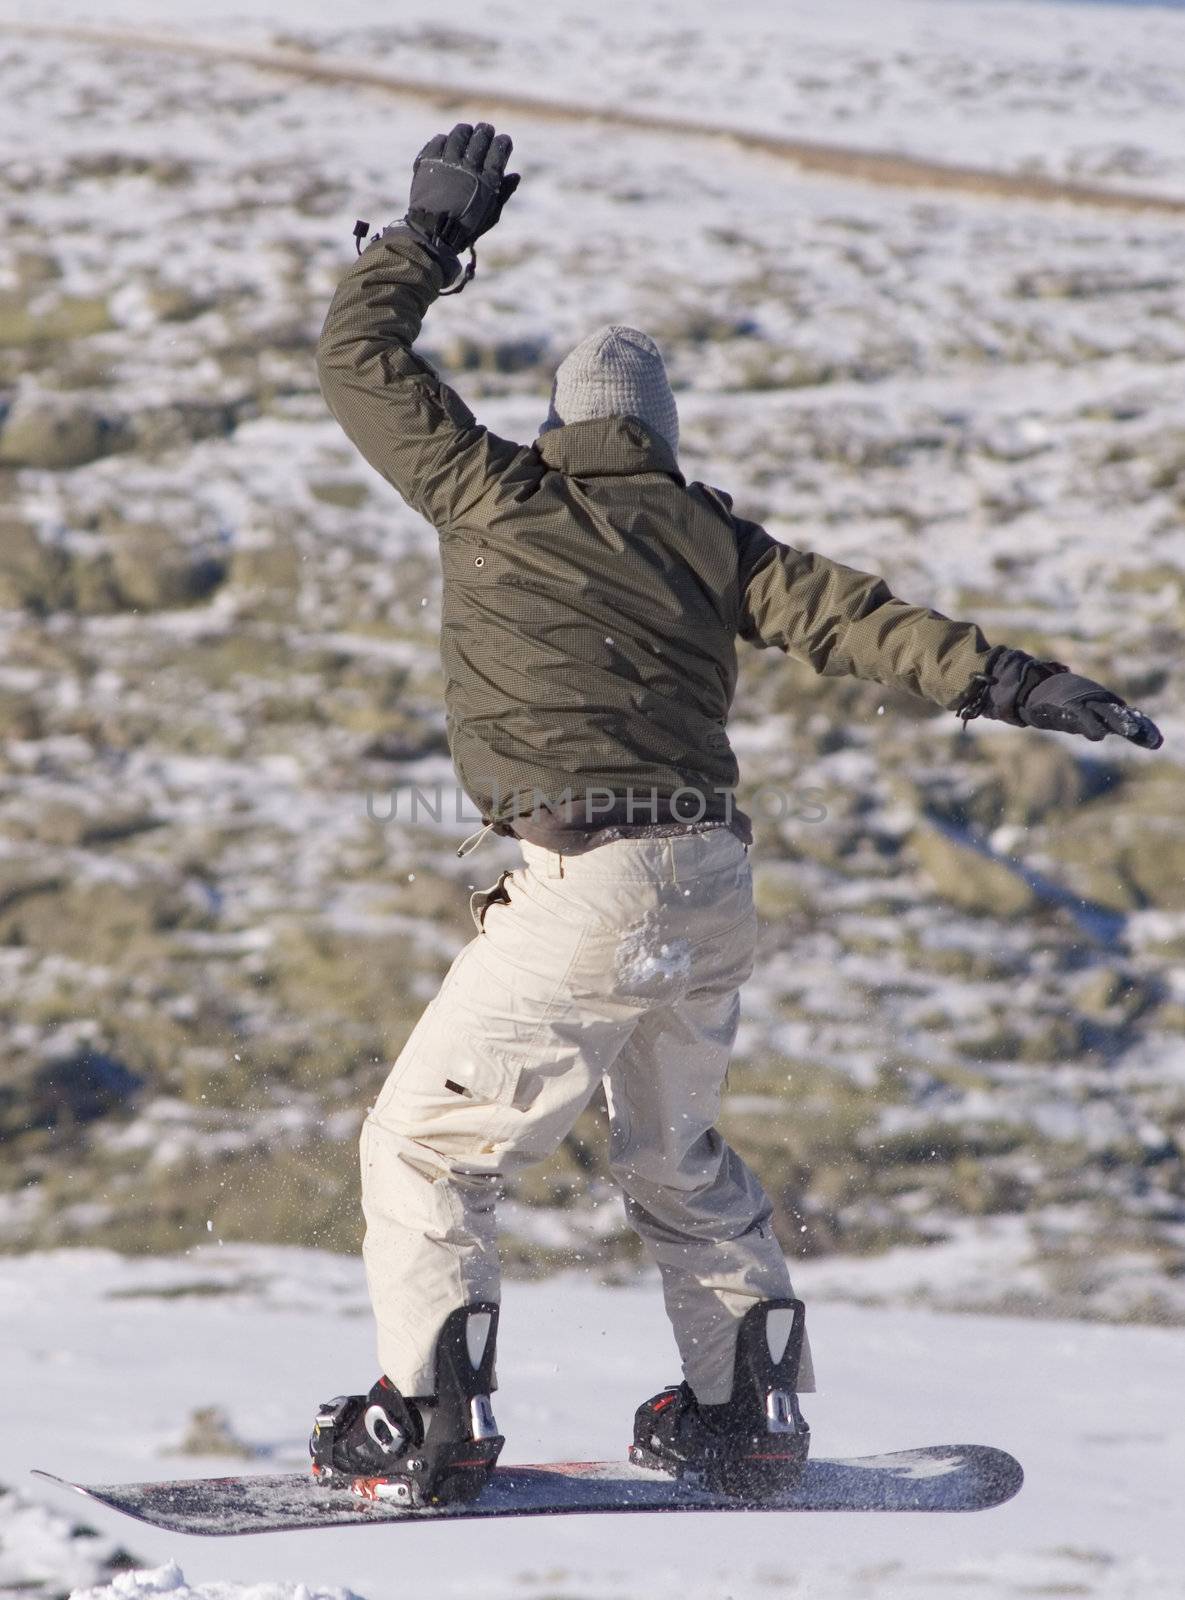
[735,517,993,708]
[316,123,528,532]
[734,518,1163,749]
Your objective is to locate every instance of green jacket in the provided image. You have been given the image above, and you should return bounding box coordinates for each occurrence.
[317,229,995,827]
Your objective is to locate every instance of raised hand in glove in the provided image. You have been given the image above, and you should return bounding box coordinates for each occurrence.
[961,648,1164,750]
[406,122,520,259]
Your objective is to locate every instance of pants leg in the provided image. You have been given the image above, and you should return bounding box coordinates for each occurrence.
[361,862,638,1394]
[604,880,817,1403]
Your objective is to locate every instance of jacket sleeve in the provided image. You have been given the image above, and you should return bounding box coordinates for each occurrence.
[315,227,533,531]
[734,517,994,711]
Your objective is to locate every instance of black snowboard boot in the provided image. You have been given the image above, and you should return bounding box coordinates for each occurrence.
[630,1298,811,1501]
[310,1303,504,1507]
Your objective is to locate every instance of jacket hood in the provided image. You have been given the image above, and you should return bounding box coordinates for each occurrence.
[534,415,683,481]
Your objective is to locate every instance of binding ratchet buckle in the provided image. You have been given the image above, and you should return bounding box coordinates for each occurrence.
[314,1305,505,1508]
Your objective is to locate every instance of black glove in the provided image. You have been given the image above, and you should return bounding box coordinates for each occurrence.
[1018,668,1163,749]
[406,122,520,257]
[961,648,1164,750]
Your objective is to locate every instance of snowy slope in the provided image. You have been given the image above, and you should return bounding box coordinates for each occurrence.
[9,0,1185,196]
[3,1247,1183,1600]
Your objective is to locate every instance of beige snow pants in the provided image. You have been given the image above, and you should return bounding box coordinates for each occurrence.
[361,828,814,1404]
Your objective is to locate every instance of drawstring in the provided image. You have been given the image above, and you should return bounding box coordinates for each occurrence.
[958,673,993,730]
[456,820,497,859]
[438,246,477,296]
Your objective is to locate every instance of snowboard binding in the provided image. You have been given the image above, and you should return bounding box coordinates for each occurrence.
[310,1303,504,1507]
[630,1298,811,1502]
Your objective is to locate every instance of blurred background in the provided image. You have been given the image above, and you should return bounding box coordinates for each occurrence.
[2,0,1184,1343]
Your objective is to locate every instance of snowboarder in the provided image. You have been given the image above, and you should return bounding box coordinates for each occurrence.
[310,123,1164,1506]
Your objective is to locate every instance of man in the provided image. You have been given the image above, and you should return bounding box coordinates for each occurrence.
[308,124,1163,1507]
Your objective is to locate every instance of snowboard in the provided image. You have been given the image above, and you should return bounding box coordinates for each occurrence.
[34,1446,1022,1534]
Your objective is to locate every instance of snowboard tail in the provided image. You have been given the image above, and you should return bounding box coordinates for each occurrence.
[34,1446,1022,1534]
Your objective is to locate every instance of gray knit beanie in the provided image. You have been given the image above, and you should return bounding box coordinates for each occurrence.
[540,325,678,455]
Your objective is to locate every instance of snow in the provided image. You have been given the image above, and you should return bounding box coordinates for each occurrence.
[615,926,693,986]
[11,0,1185,196]
[2,1246,1184,1600]
[71,1562,362,1600]
[0,1480,133,1596]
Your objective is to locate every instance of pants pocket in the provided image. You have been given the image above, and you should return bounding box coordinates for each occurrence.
[442,1031,524,1108]
[376,1021,541,1149]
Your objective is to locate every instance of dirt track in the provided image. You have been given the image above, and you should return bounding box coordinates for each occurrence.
[5,20,1185,217]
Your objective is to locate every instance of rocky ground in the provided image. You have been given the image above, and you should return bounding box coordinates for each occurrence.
[0,7,1183,1325]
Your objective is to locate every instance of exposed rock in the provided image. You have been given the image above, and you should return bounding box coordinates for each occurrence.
[1121,825,1185,911]
[1045,764,1185,911]
[728,346,837,391]
[0,517,71,609]
[69,550,125,614]
[646,300,760,347]
[129,399,243,455]
[229,532,303,619]
[64,151,193,184]
[294,177,352,219]
[1019,1014,1088,1062]
[910,819,1040,917]
[0,1047,141,1141]
[0,861,63,916]
[1047,853,1142,914]
[145,284,215,324]
[0,390,249,470]
[0,686,43,740]
[0,395,125,468]
[359,714,449,763]
[1112,559,1185,598]
[434,333,549,375]
[958,1025,1024,1062]
[29,798,160,849]
[1076,968,1156,1024]
[106,519,227,610]
[0,874,193,960]
[174,1406,257,1459]
[979,737,1109,827]
[308,477,369,509]
[9,249,62,289]
[1013,267,1177,300]
[0,290,113,348]
[0,515,223,615]
[1157,1002,1185,1033]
